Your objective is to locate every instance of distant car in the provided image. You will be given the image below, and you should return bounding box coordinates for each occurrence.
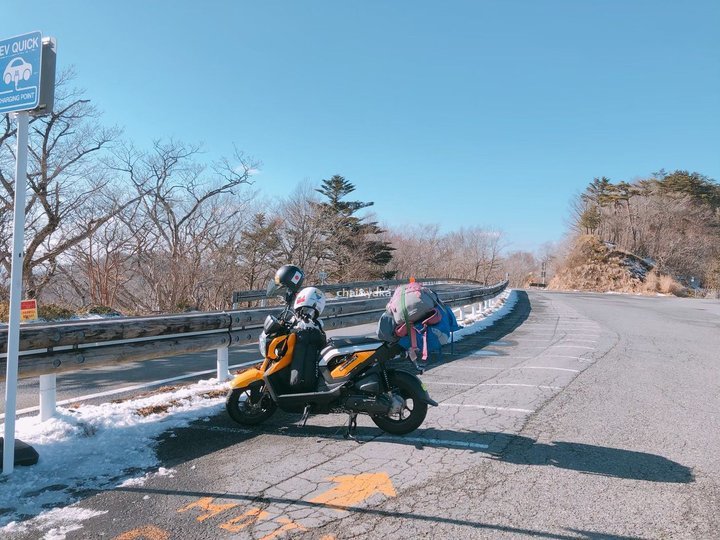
[3,57,32,85]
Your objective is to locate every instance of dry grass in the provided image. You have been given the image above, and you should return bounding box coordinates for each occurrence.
[133,387,227,416]
[135,399,182,417]
[199,389,227,399]
[549,235,686,296]
[111,384,184,404]
[641,270,686,296]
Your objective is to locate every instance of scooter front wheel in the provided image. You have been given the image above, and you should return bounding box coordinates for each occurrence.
[226,385,276,426]
[371,375,428,435]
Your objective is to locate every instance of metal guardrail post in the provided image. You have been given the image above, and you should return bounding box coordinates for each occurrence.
[39,374,56,421]
[216,347,230,381]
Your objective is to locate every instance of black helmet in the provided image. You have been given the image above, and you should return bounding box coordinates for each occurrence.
[271,264,305,294]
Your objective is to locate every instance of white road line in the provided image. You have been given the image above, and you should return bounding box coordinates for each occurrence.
[524,323,597,327]
[196,426,491,450]
[539,355,592,362]
[445,366,504,370]
[479,383,562,390]
[375,436,489,450]
[424,381,477,387]
[199,425,253,434]
[440,403,534,413]
[511,366,581,373]
[424,381,562,390]
[526,326,599,330]
[0,361,256,420]
[550,345,595,350]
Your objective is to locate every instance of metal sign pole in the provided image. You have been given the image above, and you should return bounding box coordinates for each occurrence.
[3,110,29,475]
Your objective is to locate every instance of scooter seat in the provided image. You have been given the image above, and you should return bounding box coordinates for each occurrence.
[327,336,384,349]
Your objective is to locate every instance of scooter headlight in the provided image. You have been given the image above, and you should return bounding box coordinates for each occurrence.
[258,331,269,357]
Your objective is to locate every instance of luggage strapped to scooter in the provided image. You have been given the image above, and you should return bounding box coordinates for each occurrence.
[380,282,460,362]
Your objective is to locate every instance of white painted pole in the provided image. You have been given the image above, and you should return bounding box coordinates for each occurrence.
[39,374,57,422]
[3,110,29,475]
[471,304,477,317]
[216,347,230,381]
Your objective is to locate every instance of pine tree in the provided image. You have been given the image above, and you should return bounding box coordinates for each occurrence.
[314,175,394,280]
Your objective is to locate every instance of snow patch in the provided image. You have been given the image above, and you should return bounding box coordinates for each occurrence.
[117,467,176,487]
[0,378,227,532]
[3,507,107,540]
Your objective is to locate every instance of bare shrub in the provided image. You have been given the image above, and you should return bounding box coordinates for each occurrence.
[659,274,686,296]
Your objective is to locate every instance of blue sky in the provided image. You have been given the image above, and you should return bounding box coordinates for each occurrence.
[5,1,719,252]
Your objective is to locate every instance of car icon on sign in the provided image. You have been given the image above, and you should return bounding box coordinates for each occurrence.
[3,57,32,86]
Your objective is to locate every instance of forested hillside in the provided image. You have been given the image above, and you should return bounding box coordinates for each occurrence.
[562,170,720,292]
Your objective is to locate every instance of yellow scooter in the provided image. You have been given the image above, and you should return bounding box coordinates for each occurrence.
[226,265,437,436]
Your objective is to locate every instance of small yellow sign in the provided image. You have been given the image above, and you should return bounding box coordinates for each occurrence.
[20,299,38,321]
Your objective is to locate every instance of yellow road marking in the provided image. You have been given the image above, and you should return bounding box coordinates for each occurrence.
[112,525,170,540]
[219,508,271,533]
[177,496,239,522]
[310,472,396,509]
[259,517,307,540]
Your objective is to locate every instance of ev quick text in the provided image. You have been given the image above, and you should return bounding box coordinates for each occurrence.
[0,35,40,59]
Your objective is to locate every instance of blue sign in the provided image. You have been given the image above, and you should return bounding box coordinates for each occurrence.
[0,31,43,114]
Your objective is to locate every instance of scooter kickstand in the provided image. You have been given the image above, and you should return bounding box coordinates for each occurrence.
[300,405,311,427]
[344,413,360,442]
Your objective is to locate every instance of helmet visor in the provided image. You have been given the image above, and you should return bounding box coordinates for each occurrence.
[266,279,284,298]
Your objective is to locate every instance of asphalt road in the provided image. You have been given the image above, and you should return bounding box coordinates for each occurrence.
[5,290,720,539]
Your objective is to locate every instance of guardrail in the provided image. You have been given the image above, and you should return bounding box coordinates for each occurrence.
[232,277,489,303]
[0,279,507,420]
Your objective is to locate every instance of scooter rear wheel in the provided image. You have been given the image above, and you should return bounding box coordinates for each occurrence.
[371,375,428,435]
[226,386,276,426]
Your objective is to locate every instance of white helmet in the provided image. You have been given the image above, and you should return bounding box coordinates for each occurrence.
[293,287,326,317]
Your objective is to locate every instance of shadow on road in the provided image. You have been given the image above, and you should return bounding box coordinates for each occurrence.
[424,289,533,369]
[493,432,694,483]
[115,483,647,540]
[158,417,693,485]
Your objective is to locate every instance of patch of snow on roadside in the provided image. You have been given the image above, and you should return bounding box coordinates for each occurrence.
[3,507,107,540]
[451,289,517,342]
[0,378,226,532]
[118,466,176,487]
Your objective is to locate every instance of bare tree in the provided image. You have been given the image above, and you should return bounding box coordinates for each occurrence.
[502,251,539,287]
[111,140,258,312]
[384,224,451,279]
[446,227,506,283]
[0,70,136,298]
[276,181,327,281]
